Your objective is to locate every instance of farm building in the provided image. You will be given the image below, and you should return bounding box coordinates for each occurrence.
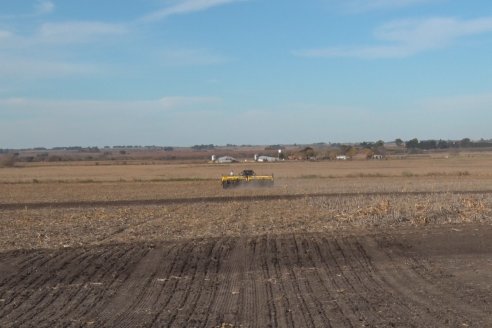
[213,156,239,163]
[254,154,279,162]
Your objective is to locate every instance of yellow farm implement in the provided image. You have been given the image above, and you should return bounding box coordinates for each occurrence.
[221,169,274,189]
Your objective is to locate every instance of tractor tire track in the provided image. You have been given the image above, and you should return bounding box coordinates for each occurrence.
[163,240,217,327]
[182,238,225,327]
[280,235,323,327]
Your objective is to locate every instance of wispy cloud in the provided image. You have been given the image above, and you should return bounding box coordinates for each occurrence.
[294,16,492,59]
[0,96,222,113]
[340,0,437,12]
[0,21,127,79]
[0,21,127,48]
[38,22,127,44]
[0,30,12,40]
[159,48,229,66]
[0,0,55,19]
[35,0,55,15]
[0,56,98,78]
[140,0,243,22]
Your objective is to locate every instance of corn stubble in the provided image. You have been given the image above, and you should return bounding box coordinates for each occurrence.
[1,192,490,251]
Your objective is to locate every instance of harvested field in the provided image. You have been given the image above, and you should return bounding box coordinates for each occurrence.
[1,192,491,250]
[2,157,492,205]
[1,158,492,326]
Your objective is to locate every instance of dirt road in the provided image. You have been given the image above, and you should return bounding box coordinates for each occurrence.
[1,225,491,327]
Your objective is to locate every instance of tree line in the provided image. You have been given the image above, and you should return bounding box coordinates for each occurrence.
[400,138,492,150]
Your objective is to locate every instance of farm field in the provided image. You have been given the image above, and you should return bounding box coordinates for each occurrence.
[1,156,492,327]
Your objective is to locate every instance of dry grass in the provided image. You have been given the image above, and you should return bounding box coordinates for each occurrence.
[2,156,492,204]
[1,156,492,183]
[1,175,492,204]
[2,156,492,251]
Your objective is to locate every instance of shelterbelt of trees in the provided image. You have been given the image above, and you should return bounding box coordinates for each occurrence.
[400,138,492,150]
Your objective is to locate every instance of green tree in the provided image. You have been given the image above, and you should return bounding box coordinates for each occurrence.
[375,140,385,148]
[346,146,358,158]
[460,138,471,148]
[406,138,419,149]
[438,140,449,149]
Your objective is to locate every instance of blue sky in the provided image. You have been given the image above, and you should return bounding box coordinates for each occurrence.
[1,0,492,148]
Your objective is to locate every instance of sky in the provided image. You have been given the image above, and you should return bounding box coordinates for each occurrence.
[1,0,492,148]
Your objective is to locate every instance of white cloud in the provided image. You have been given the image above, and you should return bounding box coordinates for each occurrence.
[38,22,127,44]
[294,16,492,59]
[35,0,55,15]
[0,97,222,113]
[0,21,126,79]
[0,30,12,39]
[0,22,127,49]
[140,0,243,22]
[0,56,98,78]
[0,0,54,19]
[0,20,128,49]
[159,48,229,66]
[0,21,128,80]
[341,0,437,12]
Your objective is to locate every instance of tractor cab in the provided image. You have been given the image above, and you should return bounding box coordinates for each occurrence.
[240,170,256,177]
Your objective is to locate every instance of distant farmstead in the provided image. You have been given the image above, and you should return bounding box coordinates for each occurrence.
[212,156,239,163]
[255,154,279,162]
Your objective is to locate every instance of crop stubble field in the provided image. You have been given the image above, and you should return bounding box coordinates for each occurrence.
[1,156,492,327]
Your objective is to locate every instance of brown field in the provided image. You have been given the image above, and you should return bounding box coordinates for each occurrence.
[1,156,492,327]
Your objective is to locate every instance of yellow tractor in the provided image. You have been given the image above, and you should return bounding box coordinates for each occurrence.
[221,169,274,189]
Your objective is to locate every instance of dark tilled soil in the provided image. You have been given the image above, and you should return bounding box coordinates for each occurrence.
[0,225,491,327]
[2,189,492,210]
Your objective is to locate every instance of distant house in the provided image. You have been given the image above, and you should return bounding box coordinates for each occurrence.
[216,156,239,163]
[255,155,279,162]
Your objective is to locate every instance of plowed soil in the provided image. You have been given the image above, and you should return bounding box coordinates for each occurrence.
[1,225,491,327]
